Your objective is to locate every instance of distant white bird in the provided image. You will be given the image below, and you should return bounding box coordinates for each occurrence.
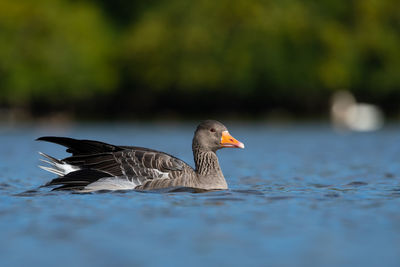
[331,91,384,132]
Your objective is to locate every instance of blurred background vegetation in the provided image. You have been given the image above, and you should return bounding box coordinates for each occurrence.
[0,0,399,120]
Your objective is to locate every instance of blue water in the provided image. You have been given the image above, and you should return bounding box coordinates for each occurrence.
[1,122,400,267]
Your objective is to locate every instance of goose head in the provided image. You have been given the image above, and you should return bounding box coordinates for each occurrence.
[193,120,244,152]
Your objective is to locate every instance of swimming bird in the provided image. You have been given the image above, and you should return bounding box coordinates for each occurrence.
[37,120,244,192]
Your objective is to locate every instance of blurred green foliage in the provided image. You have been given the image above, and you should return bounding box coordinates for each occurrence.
[0,0,116,104]
[0,0,400,114]
[123,0,400,94]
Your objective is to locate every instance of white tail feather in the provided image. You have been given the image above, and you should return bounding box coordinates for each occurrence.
[39,152,61,163]
[38,152,80,176]
[39,165,65,176]
[39,159,54,165]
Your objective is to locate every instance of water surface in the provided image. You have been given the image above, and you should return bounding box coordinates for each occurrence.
[1,122,400,267]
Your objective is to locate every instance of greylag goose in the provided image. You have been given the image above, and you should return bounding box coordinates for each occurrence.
[37,120,244,192]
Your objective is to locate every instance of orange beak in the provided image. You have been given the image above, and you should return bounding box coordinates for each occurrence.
[220,131,245,149]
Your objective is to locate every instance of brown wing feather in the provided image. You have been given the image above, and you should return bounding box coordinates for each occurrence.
[62,148,192,186]
[38,136,194,190]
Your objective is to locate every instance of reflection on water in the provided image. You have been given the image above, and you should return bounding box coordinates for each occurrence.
[1,122,400,267]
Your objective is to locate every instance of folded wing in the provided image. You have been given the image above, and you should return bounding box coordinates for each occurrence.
[38,137,192,191]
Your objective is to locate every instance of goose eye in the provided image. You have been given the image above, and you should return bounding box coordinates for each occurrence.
[210,128,216,133]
